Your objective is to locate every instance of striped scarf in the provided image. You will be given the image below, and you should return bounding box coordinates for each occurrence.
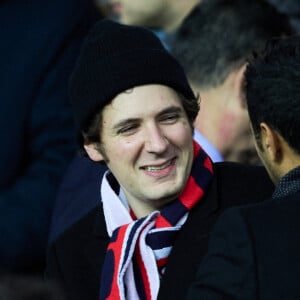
[100,141,213,300]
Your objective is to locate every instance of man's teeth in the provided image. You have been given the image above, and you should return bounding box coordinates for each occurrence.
[144,160,172,171]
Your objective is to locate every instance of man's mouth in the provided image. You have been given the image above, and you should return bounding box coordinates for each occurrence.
[142,159,173,172]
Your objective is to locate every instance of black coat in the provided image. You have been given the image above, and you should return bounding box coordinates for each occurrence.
[46,162,274,300]
[186,190,300,300]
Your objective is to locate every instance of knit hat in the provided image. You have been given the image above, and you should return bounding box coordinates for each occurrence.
[69,19,195,131]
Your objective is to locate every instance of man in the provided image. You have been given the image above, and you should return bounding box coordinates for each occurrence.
[48,0,200,243]
[186,36,300,299]
[171,0,292,164]
[45,20,274,300]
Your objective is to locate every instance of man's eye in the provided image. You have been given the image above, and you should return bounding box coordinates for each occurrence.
[117,125,138,135]
[160,114,179,123]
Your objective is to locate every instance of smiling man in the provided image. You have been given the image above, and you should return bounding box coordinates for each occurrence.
[85,85,195,218]
[45,20,274,300]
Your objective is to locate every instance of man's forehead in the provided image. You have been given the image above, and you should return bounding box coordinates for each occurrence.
[101,85,184,120]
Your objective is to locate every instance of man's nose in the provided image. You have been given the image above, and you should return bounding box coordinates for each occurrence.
[144,125,169,154]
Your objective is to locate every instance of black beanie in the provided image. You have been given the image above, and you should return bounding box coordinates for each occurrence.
[70,19,195,131]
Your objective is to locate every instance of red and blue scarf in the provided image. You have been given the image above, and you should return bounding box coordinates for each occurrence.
[100,140,213,300]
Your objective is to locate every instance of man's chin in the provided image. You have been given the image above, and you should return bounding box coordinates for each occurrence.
[147,187,182,207]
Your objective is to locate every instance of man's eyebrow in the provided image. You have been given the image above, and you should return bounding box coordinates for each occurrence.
[156,106,183,117]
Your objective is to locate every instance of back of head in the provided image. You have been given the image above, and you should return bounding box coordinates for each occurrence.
[245,35,300,155]
[172,0,292,89]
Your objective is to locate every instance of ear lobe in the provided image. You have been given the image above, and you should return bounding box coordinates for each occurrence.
[84,143,104,162]
[260,123,282,162]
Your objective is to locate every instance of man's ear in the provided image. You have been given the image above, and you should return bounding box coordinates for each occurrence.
[260,122,282,162]
[84,143,104,162]
[234,63,247,108]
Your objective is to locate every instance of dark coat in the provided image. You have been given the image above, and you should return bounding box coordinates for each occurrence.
[186,190,300,300]
[0,0,98,272]
[49,157,107,245]
[46,162,274,300]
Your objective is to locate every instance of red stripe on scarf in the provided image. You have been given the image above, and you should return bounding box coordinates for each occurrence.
[204,155,213,172]
[106,225,129,300]
[130,208,137,220]
[155,215,172,228]
[180,176,204,210]
[193,140,201,158]
[157,257,168,268]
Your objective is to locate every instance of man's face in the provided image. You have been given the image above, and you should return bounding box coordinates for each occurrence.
[92,84,194,213]
[195,80,259,164]
[108,0,167,27]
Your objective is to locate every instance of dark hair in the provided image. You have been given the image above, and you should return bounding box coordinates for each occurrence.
[171,0,292,89]
[245,35,300,154]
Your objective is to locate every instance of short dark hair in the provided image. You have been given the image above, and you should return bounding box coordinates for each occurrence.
[171,0,292,89]
[245,35,300,154]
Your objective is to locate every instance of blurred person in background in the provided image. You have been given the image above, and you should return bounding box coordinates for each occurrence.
[171,0,292,164]
[94,0,200,47]
[95,0,200,31]
[0,0,99,274]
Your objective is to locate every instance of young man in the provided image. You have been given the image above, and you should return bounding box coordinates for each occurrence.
[48,0,200,243]
[186,36,300,299]
[45,20,273,300]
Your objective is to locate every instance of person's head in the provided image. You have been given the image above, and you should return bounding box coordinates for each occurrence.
[244,36,300,183]
[70,20,198,215]
[96,0,200,32]
[171,0,292,164]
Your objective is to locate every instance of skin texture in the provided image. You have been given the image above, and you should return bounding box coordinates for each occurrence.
[193,66,259,164]
[104,0,200,31]
[85,84,194,218]
[109,0,167,27]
